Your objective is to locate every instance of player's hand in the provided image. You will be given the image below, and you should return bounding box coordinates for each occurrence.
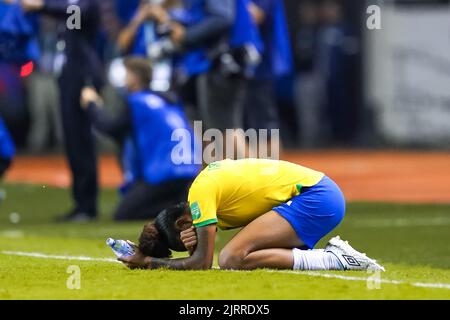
[126,240,138,250]
[180,226,197,255]
[80,87,102,110]
[118,248,151,270]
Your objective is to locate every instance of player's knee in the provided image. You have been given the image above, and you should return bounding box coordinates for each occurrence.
[218,248,245,270]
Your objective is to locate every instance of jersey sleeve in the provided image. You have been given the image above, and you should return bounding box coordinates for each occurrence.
[187,179,218,227]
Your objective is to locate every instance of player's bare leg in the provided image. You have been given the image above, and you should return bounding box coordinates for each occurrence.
[218,211,305,270]
[218,211,383,271]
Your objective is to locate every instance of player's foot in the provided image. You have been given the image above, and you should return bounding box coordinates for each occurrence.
[325,236,385,271]
[55,210,96,223]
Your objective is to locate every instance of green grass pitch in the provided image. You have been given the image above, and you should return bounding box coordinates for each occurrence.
[0,183,449,299]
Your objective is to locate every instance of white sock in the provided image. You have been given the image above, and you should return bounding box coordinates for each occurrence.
[292,248,344,270]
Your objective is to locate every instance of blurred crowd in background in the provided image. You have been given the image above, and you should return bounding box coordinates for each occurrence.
[1,0,448,221]
[0,0,362,153]
[0,0,365,220]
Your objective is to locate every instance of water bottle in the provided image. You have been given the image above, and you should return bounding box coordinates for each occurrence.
[106,238,135,258]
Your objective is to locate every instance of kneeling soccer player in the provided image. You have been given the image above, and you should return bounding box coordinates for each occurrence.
[119,159,384,271]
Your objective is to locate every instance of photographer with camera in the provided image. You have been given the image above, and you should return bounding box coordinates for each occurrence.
[81,56,200,221]
[116,0,181,92]
[116,0,263,161]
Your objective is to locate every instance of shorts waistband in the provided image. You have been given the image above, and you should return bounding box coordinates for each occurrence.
[299,175,328,194]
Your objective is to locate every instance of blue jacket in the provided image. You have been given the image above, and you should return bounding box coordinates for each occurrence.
[251,0,293,78]
[0,117,15,161]
[121,91,200,192]
[175,0,262,77]
[0,2,39,64]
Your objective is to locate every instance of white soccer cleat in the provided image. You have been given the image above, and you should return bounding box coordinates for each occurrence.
[325,236,385,271]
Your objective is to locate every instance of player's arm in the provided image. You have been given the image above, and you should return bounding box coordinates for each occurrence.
[119,224,216,270]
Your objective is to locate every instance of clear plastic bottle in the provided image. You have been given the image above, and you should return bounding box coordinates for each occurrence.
[106,238,135,258]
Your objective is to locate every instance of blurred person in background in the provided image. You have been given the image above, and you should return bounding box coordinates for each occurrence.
[97,0,122,61]
[25,16,62,153]
[244,0,293,156]
[21,0,105,222]
[0,116,15,178]
[0,115,14,207]
[0,0,16,199]
[115,0,180,93]
[115,0,262,162]
[171,0,261,160]
[294,0,358,147]
[293,0,323,147]
[316,0,358,145]
[115,0,179,56]
[80,57,200,221]
[0,0,39,146]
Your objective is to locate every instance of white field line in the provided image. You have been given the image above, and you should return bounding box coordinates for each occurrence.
[1,250,450,290]
[266,270,450,290]
[0,250,120,263]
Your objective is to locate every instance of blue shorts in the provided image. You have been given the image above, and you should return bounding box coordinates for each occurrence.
[273,176,345,249]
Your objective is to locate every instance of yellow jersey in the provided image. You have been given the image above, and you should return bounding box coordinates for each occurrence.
[187,159,324,229]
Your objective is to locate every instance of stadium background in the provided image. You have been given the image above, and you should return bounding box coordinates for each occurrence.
[0,0,449,299]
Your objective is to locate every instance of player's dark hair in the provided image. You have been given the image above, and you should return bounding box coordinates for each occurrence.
[138,222,172,258]
[154,202,189,252]
[138,202,189,257]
